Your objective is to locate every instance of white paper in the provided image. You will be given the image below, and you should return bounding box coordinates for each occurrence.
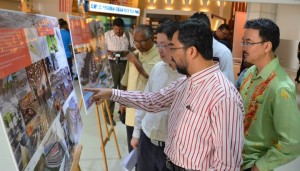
[120,148,138,171]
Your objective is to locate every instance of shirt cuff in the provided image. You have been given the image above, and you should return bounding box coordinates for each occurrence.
[132,128,141,139]
[111,89,121,102]
[255,156,270,171]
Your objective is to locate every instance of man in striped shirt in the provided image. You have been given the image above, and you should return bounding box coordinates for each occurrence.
[85,19,244,171]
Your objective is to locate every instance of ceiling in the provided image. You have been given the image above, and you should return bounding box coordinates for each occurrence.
[222,0,300,5]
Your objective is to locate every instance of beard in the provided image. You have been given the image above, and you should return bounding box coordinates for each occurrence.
[176,65,188,75]
[172,56,189,76]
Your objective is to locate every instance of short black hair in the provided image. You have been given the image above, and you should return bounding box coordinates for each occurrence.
[244,18,280,52]
[58,18,65,27]
[218,24,230,31]
[113,17,125,27]
[178,19,213,60]
[59,20,68,28]
[156,21,178,40]
[190,12,211,29]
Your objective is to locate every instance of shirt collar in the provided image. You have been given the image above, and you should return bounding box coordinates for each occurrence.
[140,44,156,55]
[112,31,125,38]
[251,57,279,80]
[188,63,220,85]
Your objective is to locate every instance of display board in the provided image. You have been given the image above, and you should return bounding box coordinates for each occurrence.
[0,9,83,171]
[68,15,113,111]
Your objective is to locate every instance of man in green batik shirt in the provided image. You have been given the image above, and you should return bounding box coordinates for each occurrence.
[240,18,300,171]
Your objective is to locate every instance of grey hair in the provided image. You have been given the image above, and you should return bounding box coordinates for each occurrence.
[133,24,153,39]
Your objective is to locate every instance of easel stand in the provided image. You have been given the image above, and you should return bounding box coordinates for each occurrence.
[71,144,83,171]
[95,99,121,171]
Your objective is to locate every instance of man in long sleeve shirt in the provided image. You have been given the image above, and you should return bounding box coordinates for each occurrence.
[240,18,300,171]
[85,19,245,171]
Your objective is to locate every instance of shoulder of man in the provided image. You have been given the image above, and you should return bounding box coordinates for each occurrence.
[213,38,231,55]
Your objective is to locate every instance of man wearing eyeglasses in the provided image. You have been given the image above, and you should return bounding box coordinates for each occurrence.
[104,17,134,126]
[130,21,184,171]
[120,24,160,152]
[85,19,244,171]
[240,18,300,171]
[213,24,232,51]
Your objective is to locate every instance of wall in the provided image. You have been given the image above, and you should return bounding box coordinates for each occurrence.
[232,11,246,60]
[276,39,299,71]
[33,0,69,21]
[276,4,300,40]
[0,0,19,11]
[275,4,300,71]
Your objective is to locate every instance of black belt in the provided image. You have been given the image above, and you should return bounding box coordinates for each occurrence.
[150,139,165,147]
[109,59,127,64]
[166,158,199,171]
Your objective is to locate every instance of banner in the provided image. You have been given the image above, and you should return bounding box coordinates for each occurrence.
[0,9,82,171]
[68,15,113,111]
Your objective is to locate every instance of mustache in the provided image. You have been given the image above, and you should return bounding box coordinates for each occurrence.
[171,57,176,63]
[243,51,248,56]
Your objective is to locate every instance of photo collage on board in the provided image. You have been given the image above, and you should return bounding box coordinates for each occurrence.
[68,16,113,110]
[0,9,82,171]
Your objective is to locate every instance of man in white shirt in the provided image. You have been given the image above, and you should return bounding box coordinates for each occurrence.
[104,18,134,125]
[191,12,234,83]
[130,21,183,171]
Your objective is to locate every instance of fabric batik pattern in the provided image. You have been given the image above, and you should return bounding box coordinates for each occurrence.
[242,72,276,134]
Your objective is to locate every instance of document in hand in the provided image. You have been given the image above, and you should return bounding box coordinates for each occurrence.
[120,148,138,171]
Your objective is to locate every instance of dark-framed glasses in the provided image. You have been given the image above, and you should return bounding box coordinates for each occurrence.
[221,30,230,36]
[169,46,185,52]
[240,41,267,47]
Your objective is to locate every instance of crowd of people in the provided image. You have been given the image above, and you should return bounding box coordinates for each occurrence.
[85,13,300,171]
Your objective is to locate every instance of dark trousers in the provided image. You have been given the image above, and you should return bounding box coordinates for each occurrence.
[126,125,134,153]
[104,60,127,117]
[67,57,73,77]
[296,67,300,81]
[136,131,167,171]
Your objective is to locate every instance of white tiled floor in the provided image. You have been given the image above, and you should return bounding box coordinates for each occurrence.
[74,82,129,171]
[75,67,300,171]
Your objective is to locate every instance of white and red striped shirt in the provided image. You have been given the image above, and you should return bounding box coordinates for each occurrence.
[111,64,244,170]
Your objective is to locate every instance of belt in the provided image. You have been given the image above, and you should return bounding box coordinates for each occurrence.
[109,59,127,64]
[150,139,165,147]
[166,158,199,171]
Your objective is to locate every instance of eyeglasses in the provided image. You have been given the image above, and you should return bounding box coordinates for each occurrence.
[156,44,169,49]
[221,31,230,36]
[133,38,150,46]
[240,41,267,47]
[170,46,185,52]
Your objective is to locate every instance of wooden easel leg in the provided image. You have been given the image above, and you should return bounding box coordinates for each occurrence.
[100,103,110,138]
[70,144,83,171]
[95,105,108,171]
[79,97,83,110]
[104,100,121,159]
